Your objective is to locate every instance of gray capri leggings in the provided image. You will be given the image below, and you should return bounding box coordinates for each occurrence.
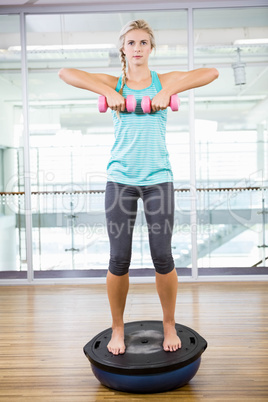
[105,181,175,276]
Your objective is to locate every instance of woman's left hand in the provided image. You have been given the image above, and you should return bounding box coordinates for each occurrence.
[151,90,171,112]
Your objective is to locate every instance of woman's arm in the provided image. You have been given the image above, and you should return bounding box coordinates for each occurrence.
[58,68,126,111]
[160,68,219,94]
[152,68,219,112]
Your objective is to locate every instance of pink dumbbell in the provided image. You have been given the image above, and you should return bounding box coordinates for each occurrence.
[98,95,137,113]
[125,95,137,112]
[141,94,180,113]
[98,96,108,113]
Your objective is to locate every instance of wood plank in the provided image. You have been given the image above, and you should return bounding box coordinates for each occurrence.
[0,282,267,401]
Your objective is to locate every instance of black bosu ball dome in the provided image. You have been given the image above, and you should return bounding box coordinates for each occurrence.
[84,321,207,394]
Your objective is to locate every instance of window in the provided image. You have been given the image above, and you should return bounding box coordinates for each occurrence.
[194,7,268,273]
[25,11,189,277]
[0,15,27,279]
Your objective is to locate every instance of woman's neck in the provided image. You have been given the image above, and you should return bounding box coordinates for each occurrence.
[126,65,151,83]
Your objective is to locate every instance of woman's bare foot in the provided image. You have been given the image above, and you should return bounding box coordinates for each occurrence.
[107,326,126,355]
[163,321,181,352]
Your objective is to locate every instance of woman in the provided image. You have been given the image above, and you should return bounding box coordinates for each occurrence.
[59,19,219,356]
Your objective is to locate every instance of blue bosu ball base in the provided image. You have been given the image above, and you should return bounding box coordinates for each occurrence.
[84,321,207,394]
[91,357,201,393]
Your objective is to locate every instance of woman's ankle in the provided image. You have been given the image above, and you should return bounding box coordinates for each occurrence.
[163,318,176,326]
[112,320,124,330]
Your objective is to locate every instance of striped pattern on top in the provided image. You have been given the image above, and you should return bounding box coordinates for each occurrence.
[107,70,173,186]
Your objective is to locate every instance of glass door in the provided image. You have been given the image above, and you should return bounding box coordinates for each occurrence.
[193,7,268,275]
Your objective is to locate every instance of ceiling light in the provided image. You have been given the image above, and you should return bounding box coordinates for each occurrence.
[8,44,116,53]
[234,38,268,45]
[232,48,246,86]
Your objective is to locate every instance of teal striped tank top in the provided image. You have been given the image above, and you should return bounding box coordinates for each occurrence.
[107,70,173,186]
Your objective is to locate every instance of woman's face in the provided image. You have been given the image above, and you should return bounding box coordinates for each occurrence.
[123,29,152,66]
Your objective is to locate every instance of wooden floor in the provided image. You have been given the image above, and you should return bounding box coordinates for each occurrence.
[0,281,267,401]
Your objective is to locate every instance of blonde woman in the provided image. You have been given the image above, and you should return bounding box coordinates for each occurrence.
[59,19,219,356]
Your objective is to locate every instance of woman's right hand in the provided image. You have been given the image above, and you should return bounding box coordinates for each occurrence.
[106,92,126,112]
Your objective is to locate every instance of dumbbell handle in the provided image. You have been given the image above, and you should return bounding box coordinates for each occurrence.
[141,94,180,113]
[98,95,136,113]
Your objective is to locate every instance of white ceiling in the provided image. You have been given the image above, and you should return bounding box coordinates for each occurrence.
[0,0,267,132]
[0,0,263,7]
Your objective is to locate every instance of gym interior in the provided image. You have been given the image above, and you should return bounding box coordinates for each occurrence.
[0,0,267,401]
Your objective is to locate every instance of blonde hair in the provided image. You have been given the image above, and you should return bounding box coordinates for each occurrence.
[116,19,156,118]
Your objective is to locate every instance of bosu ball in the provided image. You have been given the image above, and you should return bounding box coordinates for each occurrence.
[83,320,207,394]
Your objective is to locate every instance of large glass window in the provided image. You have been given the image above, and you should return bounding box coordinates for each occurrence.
[194,7,268,273]
[0,15,27,279]
[1,5,267,283]
[25,11,189,278]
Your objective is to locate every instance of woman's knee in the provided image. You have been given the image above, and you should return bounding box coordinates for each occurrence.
[108,252,131,276]
[151,251,175,275]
